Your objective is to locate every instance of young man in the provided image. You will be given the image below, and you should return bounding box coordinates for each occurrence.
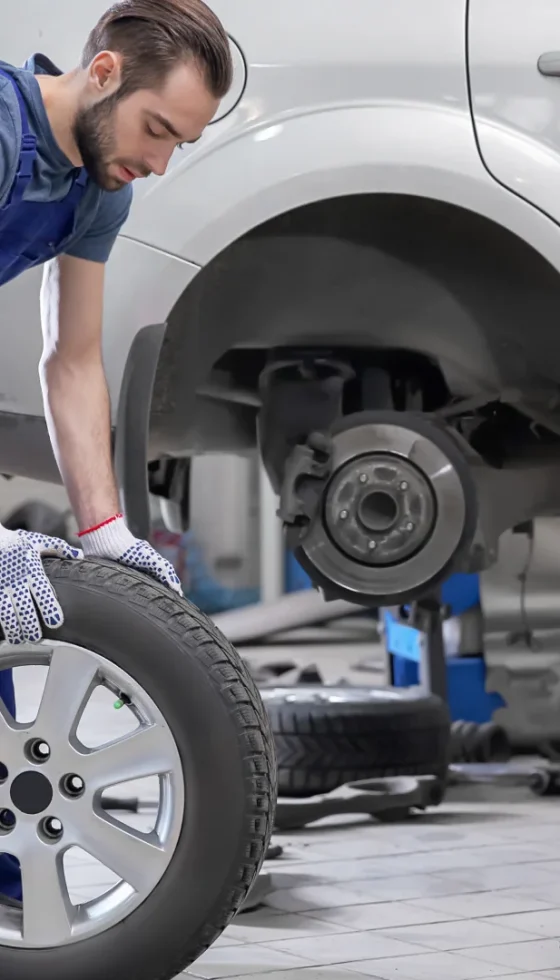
[0,0,232,901]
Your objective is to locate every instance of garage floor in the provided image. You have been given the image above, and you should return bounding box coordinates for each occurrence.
[10,643,560,980]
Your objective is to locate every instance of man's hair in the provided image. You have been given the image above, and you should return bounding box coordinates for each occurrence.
[81,0,233,100]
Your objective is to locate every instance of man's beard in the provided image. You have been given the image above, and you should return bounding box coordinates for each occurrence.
[73,95,122,191]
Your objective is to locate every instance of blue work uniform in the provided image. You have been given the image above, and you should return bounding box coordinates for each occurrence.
[0,60,130,900]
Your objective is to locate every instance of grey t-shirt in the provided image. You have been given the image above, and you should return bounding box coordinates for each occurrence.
[0,53,132,263]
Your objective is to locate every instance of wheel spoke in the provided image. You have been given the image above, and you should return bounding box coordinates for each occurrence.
[0,692,16,732]
[35,647,99,740]
[20,844,73,946]
[0,693,21,770]
[79,810,167,890]
[80,724,175,791]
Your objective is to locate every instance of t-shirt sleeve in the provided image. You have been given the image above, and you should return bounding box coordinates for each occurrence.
[64,184,133,263]
[0,80,19,208]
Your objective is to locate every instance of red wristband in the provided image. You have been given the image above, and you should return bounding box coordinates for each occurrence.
[78,513,123,538]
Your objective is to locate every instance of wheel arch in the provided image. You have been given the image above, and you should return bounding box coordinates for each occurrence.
[149,190,560,458]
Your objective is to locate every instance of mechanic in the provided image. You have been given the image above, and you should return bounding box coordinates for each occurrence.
[0,0,232,901]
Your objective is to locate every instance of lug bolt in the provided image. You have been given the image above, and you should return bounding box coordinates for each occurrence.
[40,816,63,842]
[60,773,85,799]
[400,481,408,491]
[25,739,51,764]
[0,809,16,833]
[359,474,368,484]
[405,522,414,532]
[340,510,349,520]
[368,540,377,551]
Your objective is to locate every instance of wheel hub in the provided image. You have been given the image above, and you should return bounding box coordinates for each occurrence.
[325,452,436,566]
[10,770,53,815]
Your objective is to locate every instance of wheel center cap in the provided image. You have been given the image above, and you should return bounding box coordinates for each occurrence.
[10,770,53,815]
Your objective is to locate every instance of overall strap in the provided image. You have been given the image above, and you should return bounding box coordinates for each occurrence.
[0,68,37,207]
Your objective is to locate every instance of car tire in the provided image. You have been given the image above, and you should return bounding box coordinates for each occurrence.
[261,685,450,798]
[0,557,277,980]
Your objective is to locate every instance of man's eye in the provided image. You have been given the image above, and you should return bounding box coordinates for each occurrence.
[147,126,164,139]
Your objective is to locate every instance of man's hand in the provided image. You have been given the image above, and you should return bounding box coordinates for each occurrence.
[0,525,82,644]
[78,514,182,594]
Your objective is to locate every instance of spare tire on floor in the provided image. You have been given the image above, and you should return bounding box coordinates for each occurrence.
[0,557,276,980]
[260,685,449,798]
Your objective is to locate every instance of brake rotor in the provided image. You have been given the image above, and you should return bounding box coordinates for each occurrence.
[292,411,477,606]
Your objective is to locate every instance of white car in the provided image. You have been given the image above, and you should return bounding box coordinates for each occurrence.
[3,0,560,607]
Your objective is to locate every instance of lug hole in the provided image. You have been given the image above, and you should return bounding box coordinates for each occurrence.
[60,774,85,799]
[0,809,16,834]
[25,739,51,765]
[0,763,8,784]
[39,816,63,843]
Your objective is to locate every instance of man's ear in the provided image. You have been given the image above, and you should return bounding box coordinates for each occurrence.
[88,51,123,95]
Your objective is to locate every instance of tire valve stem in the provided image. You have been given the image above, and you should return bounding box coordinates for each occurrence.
[114,692,131,711]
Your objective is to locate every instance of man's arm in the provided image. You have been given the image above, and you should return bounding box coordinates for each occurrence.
[38,251,182,594]
[39,254,120,529]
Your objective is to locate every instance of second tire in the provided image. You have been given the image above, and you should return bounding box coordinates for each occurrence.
[261,685,450,798]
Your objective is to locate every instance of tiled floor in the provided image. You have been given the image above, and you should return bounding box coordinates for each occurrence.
[7,656,560,980]
[192,790,560,980]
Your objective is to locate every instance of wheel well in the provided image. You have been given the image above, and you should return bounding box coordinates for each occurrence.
[150,192,560,457]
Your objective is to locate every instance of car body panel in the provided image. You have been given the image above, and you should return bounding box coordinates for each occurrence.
[0,239,198,418]
[468,0,560,227]
[1,0,560,463]
[123,0,475,261]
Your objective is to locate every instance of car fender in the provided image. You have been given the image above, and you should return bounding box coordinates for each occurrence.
[0,238,198,421]
[122,102,560,276]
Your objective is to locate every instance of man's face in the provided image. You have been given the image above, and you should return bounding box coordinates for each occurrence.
[74,60,220,191]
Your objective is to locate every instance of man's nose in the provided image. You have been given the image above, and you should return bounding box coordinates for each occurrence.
[148,146,175,177]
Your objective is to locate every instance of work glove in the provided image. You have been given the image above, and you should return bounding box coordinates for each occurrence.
[79,513,183,594]
[0,524,81,644]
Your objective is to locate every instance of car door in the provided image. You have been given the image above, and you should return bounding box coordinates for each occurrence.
[468,0,560,225]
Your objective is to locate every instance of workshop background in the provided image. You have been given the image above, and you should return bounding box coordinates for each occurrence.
[6,455,560,980]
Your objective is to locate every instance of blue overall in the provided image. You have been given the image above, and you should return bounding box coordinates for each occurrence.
[0,68,88,900]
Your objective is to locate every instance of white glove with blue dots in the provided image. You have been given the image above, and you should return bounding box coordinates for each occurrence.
[78,513,182,594]
[0,525,81,644]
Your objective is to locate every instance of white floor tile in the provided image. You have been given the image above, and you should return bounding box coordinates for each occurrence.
[378,917,531,951]
[212,969,377,980]
[496,976,560,980]
[265,886,380,913]
[410,889,554,919]
[433,863,556,891]
[519,882,560,905]
[483,909,560,939]
[464,939,560,972]
[186,944,314,978]
[266,931,424,964]
[350,874,483,902]
[302,901,459,931]
[344,950,520,979]
[211,936,246,949]
[225,910,350,944]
